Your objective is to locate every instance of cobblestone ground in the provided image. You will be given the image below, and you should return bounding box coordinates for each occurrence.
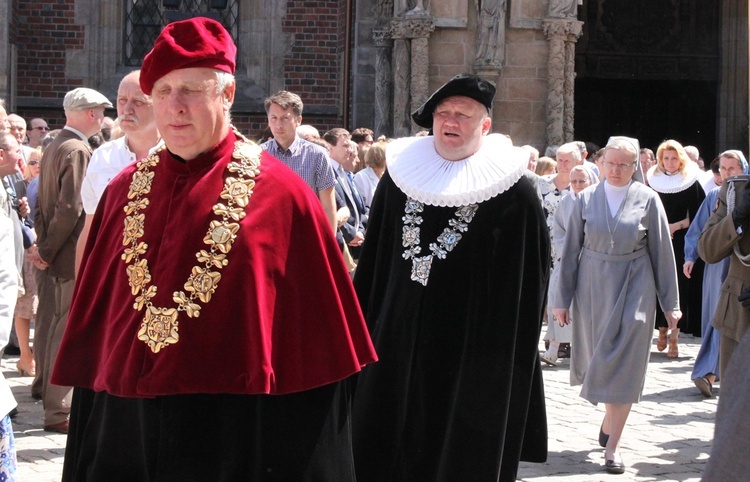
[2,334,715,481]
[519,334,715,482]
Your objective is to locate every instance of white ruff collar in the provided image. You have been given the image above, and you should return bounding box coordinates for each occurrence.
[647,161,701,194]
[386,134,528,207]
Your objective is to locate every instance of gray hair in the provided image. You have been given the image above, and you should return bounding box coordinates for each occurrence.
[556,142,582,162]
[215,71,235,123]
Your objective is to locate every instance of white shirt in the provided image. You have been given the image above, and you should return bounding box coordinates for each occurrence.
[354,167,380,209]
[81,136,138,214]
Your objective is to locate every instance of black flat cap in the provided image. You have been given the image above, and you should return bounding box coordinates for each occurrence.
[411,73,496,129]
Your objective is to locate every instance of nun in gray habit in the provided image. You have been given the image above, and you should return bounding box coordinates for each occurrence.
[553,137,681,475]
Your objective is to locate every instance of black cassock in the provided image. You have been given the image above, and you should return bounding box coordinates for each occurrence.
[353,171,550,482]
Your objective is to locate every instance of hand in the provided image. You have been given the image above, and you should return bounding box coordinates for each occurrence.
[739,287,750,309]
[28,248,48,270]
[17,196,29,218]
[683,261,694,279]
[664,310,682,330]
[551,308,570,326]
[336,207,351,227]
[348,231,365,247]
[733,184,750,228]
[669,217,689,237]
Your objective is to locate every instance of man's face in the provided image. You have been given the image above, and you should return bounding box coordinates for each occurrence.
[7,116,26,144]
[27,118,49,147]
[432,96,491,162]
[639,152,655,172]
[117,77,155,136]
[555,152,579,175]
[719,156,744,181]
[267,103,300,149]
[344,140,360,172]
[151,67,233,161]
[330,135,352,165]
[0,135,23,177]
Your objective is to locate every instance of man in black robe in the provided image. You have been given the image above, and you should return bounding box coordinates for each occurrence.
[351,73,551,481]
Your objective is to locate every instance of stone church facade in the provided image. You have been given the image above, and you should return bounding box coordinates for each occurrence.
[0,0,746,157]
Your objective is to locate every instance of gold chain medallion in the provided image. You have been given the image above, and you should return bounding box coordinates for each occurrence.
[122,129,261,353]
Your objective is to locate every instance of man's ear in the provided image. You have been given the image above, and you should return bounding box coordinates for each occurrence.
[482,115,492,135]
[223,82,236,107]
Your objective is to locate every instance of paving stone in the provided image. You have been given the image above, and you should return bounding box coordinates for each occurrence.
[2,334,716,480]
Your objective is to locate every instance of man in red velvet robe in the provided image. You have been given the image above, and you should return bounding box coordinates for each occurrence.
[52,17,376,481]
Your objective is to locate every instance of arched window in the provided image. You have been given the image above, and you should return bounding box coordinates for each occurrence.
[124,0,240,67]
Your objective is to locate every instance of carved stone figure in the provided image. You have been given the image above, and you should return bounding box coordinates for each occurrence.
[474,0,507,67]
[548,0,580,18]
[374,0,394,18]
[396,0,429,16]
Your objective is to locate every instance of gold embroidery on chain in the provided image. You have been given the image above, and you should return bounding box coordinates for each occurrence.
[122,129,261,353]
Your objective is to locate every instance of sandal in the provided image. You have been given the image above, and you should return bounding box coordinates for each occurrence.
[656,327,668,352]
[540,351,558,366]
[667,332,679,359]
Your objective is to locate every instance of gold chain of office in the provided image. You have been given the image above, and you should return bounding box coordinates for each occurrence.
[121,128,261,353]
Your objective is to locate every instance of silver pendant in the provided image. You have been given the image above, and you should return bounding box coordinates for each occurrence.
[411,255,433,286]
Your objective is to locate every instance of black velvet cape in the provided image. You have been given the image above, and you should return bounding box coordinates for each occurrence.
[352,172,551,482]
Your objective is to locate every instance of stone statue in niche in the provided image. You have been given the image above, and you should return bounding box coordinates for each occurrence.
[396,0,429,16]
[374,0,394,18]
[474,0,507,67]
[548,0,581,18]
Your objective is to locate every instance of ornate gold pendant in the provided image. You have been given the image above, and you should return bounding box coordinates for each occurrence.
[137,306,180,353]
[124,131,260,354]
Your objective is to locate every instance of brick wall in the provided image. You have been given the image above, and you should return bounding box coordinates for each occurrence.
[14,1,85,102]
[281,0,345,111]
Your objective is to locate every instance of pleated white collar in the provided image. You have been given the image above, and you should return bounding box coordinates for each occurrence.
[386,134,528,207]
[647,161,702,194]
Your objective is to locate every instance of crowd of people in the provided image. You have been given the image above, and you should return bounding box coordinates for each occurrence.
[0,15,748,481]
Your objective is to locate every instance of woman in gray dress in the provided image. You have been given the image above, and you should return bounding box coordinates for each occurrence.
[553,138,681,475]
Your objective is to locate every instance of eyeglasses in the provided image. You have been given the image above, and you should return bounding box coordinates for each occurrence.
[570,180,589,185]
[604,161,635,171]
[32,126,50,131]
[28,160,39,166]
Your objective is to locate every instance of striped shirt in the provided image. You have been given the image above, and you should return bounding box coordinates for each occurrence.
[261,136,336,193]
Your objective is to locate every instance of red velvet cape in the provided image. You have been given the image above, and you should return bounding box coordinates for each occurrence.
[52,131,377,397]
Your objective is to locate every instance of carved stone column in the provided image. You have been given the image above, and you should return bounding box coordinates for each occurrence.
[372,28,393,138]
[543,18,582,148]
[391,16,435,137]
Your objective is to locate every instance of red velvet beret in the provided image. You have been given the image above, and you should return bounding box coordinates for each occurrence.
[140,17,237,95]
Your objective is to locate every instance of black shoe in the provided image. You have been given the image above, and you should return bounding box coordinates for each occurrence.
[3,345,20,356]
[599,425,609,448]
[8,408,18,419]
[605,458,625,474]
[694,376,713,398]
[557,342,571,359]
